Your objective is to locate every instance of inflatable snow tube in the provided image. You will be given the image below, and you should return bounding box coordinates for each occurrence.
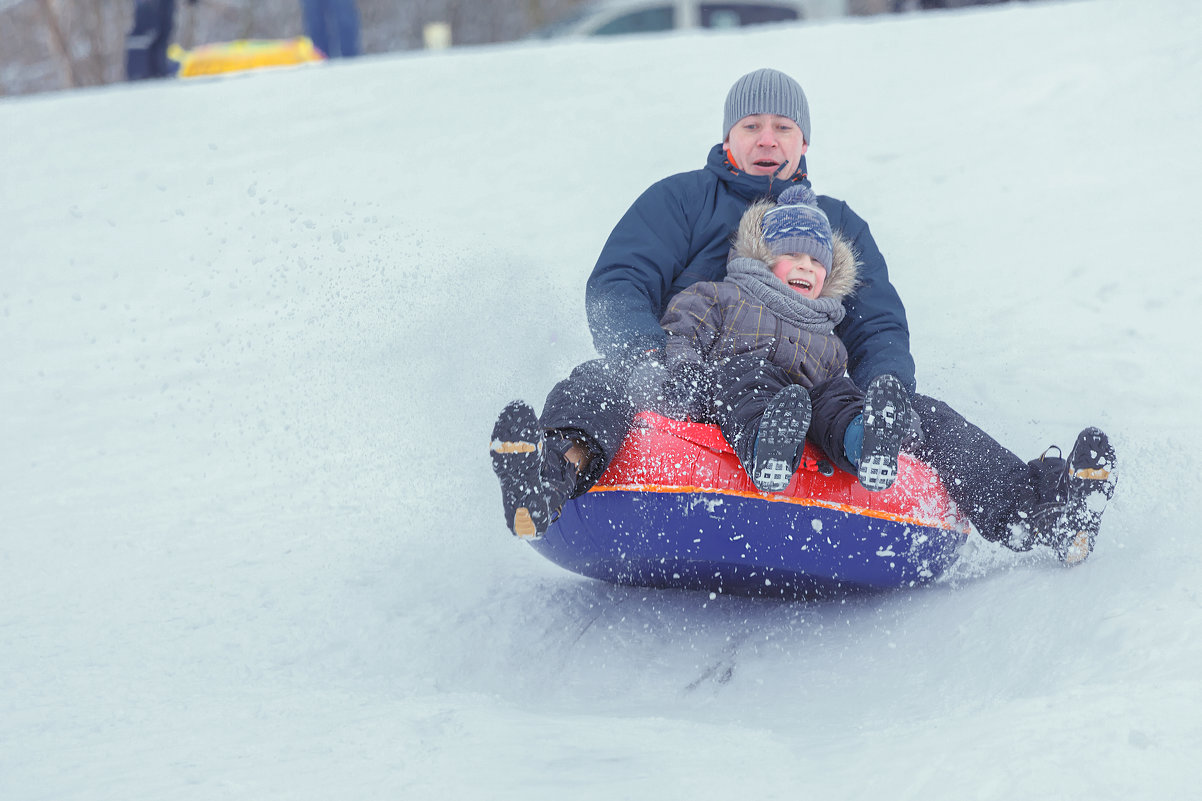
[169,37,325,79]
[533,411,970,599]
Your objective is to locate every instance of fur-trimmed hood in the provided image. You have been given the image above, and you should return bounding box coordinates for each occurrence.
[732,199,859,300]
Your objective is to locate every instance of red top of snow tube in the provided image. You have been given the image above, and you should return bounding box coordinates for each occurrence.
[597,412,962,527]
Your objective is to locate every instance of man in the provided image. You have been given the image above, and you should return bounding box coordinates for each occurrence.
[491,68,1115,566]
[585,68,912,396]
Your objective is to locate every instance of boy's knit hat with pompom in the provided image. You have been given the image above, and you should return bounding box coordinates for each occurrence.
[760,185,833,272]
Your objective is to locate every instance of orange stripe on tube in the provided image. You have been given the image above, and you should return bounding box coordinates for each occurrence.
[588,482,962,532]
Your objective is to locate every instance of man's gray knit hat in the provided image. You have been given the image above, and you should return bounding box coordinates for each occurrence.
[723,68,811,144]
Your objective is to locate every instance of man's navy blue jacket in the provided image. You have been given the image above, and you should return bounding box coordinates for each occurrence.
[585,144,916,394]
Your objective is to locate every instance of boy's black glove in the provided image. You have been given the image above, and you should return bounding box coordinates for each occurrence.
[626,353,670,411]
[661,361,710,418]
[625,348,711,418]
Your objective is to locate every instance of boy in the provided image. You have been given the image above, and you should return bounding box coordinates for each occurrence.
[656,184,913,493]
[490,185,913,543]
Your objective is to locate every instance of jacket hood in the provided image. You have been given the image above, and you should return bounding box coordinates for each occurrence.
[732,198,859,300]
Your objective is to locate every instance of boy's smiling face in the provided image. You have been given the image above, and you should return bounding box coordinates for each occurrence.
[771,253,826,299]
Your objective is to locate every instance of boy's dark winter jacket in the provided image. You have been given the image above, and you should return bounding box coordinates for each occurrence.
[585,144,916,393]
[660,198,860,390]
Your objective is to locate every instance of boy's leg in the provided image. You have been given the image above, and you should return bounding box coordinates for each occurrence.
[749,386,812,492]
[710,355,811,492]
[809,375,913,490]
[858,374,913,491]
[807,376,865,475]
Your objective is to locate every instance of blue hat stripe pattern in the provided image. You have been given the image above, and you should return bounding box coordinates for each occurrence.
[762,212,830,243]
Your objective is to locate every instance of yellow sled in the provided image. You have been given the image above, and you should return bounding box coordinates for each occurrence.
[168,37,325,78]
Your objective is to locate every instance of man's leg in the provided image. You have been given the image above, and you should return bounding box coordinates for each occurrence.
[332,0,361,57]
[909,394,1117,564]
[909,394,1033,546]
[300,0,330,57]
[125,0,158,80]
[149,0,176,77]
[538,358,640,491]
[491,358,640,538]
[807,376,865,476]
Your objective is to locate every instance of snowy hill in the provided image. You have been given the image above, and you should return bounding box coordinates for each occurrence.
[3,1,1201,798]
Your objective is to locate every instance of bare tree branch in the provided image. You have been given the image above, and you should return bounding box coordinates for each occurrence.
[34,0,77,88]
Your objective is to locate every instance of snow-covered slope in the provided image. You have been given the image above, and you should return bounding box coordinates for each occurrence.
[3,1,1200,798]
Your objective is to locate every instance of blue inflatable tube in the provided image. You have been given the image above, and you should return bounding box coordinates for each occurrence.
[531,412,970,599]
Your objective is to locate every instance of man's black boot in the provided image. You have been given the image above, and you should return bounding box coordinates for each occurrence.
[490,401,579,539]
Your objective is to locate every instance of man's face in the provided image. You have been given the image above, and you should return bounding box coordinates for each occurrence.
[725,114,808,178]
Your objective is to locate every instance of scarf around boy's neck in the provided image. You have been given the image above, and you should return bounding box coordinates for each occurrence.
[724,256,846,333]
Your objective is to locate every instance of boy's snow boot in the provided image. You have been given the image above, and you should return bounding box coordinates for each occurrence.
[1020,427,1118,566]
[858,374,912,492]
[747,385,812,493]
[490,401,578,540]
